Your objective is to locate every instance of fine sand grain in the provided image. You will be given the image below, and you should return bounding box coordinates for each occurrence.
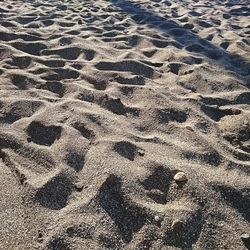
[0,0,249,249]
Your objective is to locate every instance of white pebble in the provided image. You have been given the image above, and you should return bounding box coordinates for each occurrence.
[174,172,187,182]
[154,215,160,222]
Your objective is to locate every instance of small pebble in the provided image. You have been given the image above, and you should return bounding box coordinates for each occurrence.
[241,233,250,240]
[174,172,187,182]
[154,215,160,222]
[241,233,250,247]
[138,148,145,156]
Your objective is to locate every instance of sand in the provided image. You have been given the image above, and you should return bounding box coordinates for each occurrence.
[0,0,249,249]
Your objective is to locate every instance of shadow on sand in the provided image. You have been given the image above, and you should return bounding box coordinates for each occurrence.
[109,0,250,86]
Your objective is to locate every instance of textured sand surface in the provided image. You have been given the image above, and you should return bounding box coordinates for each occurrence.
[0,0,250,249]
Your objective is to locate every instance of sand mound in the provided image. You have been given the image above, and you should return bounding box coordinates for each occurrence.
[0,0,249,249]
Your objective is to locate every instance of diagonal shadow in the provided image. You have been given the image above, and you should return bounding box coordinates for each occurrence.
[108,0,250,85]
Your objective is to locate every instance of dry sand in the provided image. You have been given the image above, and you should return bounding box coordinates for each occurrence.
[0,0,249,249]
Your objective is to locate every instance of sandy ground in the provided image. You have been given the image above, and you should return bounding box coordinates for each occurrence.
[0,0,249,249]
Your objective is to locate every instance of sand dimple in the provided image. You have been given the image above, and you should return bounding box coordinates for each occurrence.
[0,0,249,249]
[96,175,148,243]
[113,141,143,161]
[27,121,62,146]
[39,81,65,97]
[219,114,250,153]
[0,99,42,124]
[35,174,73,210]
[42,47,82,60]
[95,60,156,78]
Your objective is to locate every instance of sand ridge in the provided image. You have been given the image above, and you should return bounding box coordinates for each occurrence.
[0,0,249,249]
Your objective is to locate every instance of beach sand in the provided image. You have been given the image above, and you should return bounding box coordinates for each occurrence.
[0,0,249,249]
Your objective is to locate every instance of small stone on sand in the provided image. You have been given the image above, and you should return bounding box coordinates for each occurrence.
[154,215,160,222]
[174,172,187,182]
[138,149,145,156]
[241,233,250,240]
